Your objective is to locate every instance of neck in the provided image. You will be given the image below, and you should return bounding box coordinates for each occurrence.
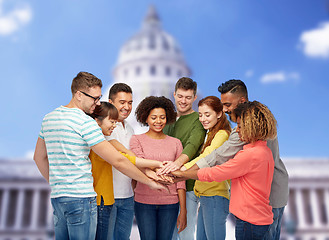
[177,109,194,117]
[65,99,80,109]
[145,130,166,139]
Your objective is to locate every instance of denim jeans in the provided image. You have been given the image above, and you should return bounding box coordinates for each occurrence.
[172,190,199,240]
[264,207,285,240]
[135,201,179,240]
[95,197,113,240]
[235,216,270,240]
[197,195,229,240]
[51,196,97,240]
[108,196,134,240]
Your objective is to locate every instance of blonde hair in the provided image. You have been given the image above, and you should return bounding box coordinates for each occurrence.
[234,101,277,143]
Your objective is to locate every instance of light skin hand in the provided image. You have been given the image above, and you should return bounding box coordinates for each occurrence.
[157,154,189,175]
[33,137,49,182]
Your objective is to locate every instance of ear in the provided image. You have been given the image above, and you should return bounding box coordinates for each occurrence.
[173,92,176,98]
[217,111,223,119]
[193,94,197,102]
[109,99,113,104]
[75,91,82,101]
[239,97,247,104]
[95,118,102,126]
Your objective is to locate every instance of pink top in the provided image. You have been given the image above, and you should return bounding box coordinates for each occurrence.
[198,140,274,225]
[130,133,185,205]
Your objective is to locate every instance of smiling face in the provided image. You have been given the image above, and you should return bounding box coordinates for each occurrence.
[173,88,196,116]
[198,104,222,130]
[79,86,102,114]
[220,92,245,123]
[109,92,133,121]
[146,108,167,134]
[96,117,117,136]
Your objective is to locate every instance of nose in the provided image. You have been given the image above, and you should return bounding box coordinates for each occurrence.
[223,106,229,113]
[96,101,101,106]
[199,116,206,122]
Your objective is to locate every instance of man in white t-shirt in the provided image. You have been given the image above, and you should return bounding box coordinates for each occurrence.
[107,83,135,240]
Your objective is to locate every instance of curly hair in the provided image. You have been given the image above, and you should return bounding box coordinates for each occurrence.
[234,101,277,143]
[135,96,176,126]
[90,101,118,121]
[198,96,231,153]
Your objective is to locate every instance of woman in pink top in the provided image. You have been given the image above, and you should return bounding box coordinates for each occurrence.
[130,96,187,240]
[173,101,277,240]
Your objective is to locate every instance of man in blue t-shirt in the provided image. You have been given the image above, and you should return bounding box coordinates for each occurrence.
[33,71,165,240]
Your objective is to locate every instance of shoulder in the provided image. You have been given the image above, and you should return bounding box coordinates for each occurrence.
[214,130,229,139]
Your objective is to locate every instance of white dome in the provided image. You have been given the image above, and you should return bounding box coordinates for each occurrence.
[112,5,190,83]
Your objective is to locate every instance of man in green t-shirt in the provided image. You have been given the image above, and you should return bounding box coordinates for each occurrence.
[161,77,206,240]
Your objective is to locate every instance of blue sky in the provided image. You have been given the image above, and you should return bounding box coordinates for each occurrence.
[1,0,328,159]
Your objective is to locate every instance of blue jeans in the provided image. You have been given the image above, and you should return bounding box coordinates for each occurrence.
[172,191,199,240]
[51,196,97,240]
[197,195,229,240]
[95,197,113,240]
[235,216,270,240]
[108,196,134,240]
[264,207,285,240]
[135,201,179,240]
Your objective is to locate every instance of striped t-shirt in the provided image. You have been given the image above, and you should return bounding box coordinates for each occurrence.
[39,106,105,198]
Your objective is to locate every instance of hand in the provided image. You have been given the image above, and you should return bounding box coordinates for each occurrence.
[177,209,187,233]
[147,180,169,192]
[157,161,181,175]
[180,166,187,171]
[145,168,173,185]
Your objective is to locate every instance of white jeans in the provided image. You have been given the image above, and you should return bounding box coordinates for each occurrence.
[172,191,199,240]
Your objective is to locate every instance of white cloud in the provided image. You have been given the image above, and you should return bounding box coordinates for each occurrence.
[0,0,32,36]
[245,69,254,78]
[260,71,300,84]
[25,149,34,160]
[299,21,329,59]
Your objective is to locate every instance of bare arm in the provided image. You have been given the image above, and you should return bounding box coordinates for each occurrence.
[92,141,166,190]
[177,189,187,233]
[33,137,49,182]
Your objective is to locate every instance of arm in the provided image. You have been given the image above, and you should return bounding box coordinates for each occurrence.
[91,141,165,190]
[196,127,244,169]
[184,130,229,169]
[197,149,251,183]
[33,137,49,182]
[176,189,187,233]
[159,118,206,174]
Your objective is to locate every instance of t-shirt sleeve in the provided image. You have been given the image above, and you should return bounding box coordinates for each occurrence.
[198,149,251,182]
[129,135,145,158]
[81,119,105,147]
[196,128,244,169]
[185,130,229,169]
[119,151,136,165]
[181,118,206,160]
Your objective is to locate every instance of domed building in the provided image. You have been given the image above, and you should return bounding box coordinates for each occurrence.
[104,5,191,131]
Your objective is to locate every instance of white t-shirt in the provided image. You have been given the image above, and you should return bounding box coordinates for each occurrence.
[39,106,105,198]
[106,120,135,198]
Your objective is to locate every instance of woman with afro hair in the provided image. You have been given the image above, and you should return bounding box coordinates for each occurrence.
[130,96,187,240]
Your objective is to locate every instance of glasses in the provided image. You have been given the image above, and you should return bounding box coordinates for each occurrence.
[80,91,102,104]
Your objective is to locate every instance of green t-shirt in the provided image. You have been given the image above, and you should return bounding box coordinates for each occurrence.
[164,111,206,191]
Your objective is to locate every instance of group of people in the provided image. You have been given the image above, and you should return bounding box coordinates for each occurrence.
[33,72,289,240]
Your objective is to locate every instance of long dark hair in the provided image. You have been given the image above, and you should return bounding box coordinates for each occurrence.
[198,96,231,153]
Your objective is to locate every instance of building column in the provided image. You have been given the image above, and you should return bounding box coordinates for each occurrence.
[0,189,9,230]
[295,188,307,229]
[324,189,329,228]
[30,189,40,230]
[309,188,322,228]
[13,189,25,230]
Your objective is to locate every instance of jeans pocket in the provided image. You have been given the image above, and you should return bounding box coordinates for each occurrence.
[63,200,84,225]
